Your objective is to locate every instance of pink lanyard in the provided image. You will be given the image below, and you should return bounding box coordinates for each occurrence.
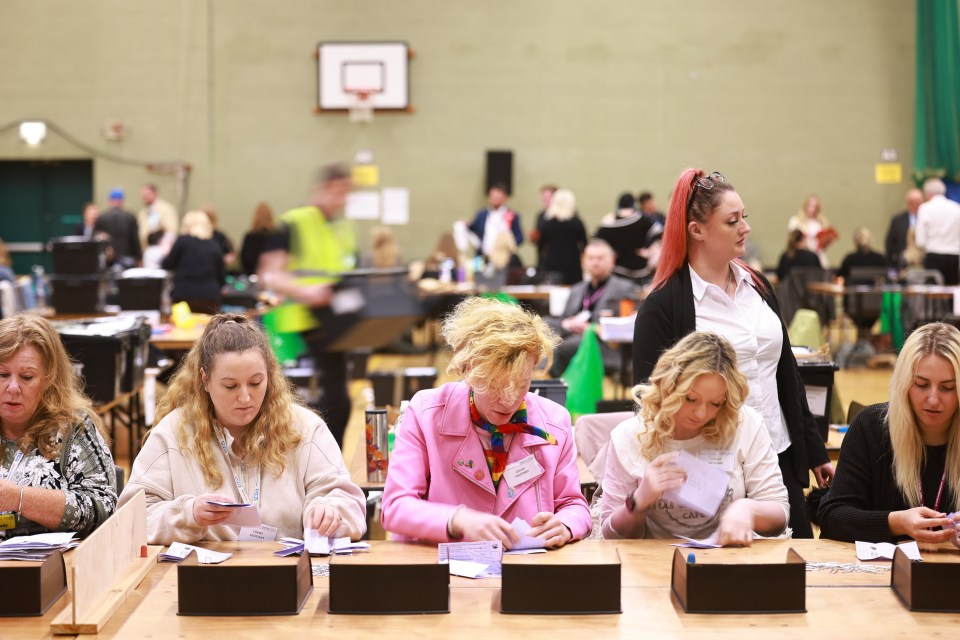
[582,285,607,312]
[919,470,947,512]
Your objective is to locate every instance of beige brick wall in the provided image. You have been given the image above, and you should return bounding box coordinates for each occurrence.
[0,0,915,267]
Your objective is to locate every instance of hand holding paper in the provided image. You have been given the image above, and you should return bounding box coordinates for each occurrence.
[194,494,240,527]
[661,450,729,518]
[635,451,688,511]
[525,512,570,548]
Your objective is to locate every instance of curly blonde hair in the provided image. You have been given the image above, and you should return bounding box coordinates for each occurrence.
[633,331,748,460]
[887,322,960,512]
[0,315,105,458]
[442,297,560,405]
[155,313,303,486]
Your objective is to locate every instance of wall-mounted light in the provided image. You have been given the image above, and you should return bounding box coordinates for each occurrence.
[19,121,47,145]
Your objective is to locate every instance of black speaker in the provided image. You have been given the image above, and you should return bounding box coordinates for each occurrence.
[485,150,513,195]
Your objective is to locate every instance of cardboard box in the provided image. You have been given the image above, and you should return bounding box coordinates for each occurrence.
[0,550,67,616]
[891,545,960,612]
[328,552,449,614]
[671,547,806,613]
[501,545,621,614]
[177,544,312,615]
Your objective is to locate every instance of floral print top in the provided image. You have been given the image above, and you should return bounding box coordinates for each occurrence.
[1,414,117,538]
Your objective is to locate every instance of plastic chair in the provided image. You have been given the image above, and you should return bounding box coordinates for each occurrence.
[573,411,633,481]
[837,267,887,367]
[777,266,832,327]
[787,309,824,350]
[904,268,946,329]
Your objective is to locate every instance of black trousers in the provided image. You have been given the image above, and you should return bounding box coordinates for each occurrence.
[305,341,350,448]
[778,447,814,539]
[924,252,960,286]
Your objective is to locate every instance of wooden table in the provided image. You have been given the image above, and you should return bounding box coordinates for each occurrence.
[149,325,205,350]
[34,539,960,639]
[348,433,596,494]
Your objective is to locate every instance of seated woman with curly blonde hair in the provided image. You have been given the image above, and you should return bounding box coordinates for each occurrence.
[119,313,366,545]
[601,331,789,546]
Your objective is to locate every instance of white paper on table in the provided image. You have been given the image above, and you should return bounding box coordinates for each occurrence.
[159,542,232,564]
[381,187,410,225]
[159,542,193,561]
[504,548,548,555]
[304,529,365,555]
[804,385,829,417]
[548,287,571,317]
[0,531,76,547]
[221,504,261,527]
[598,315,636,342]
[671,533,723,549]
[855,540,922,561]
[194,547,233,564]
[438,540,502,578]
[447,559,489,579]
[345,191,380,220]
[662,450,729,518]
[510,517,547,551]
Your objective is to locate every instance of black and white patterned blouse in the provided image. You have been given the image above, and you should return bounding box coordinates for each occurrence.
[1,414,117,538]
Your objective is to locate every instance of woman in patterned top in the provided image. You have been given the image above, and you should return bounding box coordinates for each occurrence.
[0,315,117,538]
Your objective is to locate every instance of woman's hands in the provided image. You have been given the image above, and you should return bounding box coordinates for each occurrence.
[449,508,521,549]
[888,507,955,543]
[715,499,755,546]
[632,452,686,513]
[306,505,344,537]
[528,511,573,548]
[192,494,237,527]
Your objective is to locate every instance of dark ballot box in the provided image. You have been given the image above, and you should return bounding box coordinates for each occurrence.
[309,268,422,352]
[797,360,838,442]
[48,237,109,274]
[53,316,151,404]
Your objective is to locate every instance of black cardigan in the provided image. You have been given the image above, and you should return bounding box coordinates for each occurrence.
[818,403,956,543]
[632,264,829,486]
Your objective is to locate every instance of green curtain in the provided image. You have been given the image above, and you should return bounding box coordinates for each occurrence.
[914,0,960,182]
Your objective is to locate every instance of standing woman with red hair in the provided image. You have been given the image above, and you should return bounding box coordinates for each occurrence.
[632,168,833,538]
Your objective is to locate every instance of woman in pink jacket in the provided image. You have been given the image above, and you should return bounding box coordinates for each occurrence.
[382,297,591,548]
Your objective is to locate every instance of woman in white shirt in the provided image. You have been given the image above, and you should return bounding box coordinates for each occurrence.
[602,331,789,544]
[632,168,833,538]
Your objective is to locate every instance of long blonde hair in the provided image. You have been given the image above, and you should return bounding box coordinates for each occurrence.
[887,322,960,512]
[0,315,105,458]
[545,188,576,222]
[633,331,748,460]
[442,297,559,405]
[155,314,303,486]
[180,210,214,240]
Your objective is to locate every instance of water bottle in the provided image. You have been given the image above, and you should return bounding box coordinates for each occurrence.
[31,265,47,310]
[365,409,389,483]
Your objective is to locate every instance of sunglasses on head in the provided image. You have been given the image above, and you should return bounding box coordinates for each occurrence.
[686,171,725,213]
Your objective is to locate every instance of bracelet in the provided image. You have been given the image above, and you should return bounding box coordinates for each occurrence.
[447,505,466,540]
[17,486,24,514]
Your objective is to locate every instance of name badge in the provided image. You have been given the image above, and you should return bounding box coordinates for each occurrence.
[239,524,279,542]
[0,512,15,530]
[699,449,735,473]
[502,454,544,489]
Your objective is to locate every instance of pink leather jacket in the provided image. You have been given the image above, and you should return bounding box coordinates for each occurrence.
[381,381,591,542]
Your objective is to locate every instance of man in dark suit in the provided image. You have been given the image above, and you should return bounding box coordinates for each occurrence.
[549,238,637,377]
[94,187,142,268]
[885,187,923,269]
[466,183,523,261]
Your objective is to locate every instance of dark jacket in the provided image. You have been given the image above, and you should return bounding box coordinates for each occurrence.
[94,207,142,265]
[240,229,271,276]
[885,211,911,268]
[161,235,224,302]
[468,208,523,255]
[818,403,956,542]
[632,264,829,486]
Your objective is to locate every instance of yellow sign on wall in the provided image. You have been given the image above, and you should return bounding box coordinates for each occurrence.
[352,165,380,187]
[875,163,902,184]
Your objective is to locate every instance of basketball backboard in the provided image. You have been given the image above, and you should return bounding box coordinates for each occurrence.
[317,42,410,111]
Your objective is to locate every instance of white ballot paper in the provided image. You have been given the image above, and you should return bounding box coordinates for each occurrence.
[438,540,502,578]
[215,503,261,528]
[303,529,371,555]
[662,449,729,518]
[510,517,547,551]
[855,540,922,561]
[159,542,232,564]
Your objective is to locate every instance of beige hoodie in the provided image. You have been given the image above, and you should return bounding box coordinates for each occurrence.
[119,404,366,545]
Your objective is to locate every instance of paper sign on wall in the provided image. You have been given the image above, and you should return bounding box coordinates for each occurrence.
[382,187,409,225]
[345,191,380,220]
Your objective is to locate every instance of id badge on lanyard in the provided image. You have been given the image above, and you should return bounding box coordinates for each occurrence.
[215,428,261,508]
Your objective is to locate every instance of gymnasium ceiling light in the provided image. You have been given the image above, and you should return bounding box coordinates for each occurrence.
[19,121,47,145]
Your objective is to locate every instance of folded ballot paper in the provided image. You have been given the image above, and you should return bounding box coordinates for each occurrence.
[855,540,922,561]
[0,531,79,561]
[273,531,371,557]
[159,542,233,564]
[438,518,550,579]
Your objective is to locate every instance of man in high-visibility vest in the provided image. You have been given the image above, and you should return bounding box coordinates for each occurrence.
[259,164,356,445]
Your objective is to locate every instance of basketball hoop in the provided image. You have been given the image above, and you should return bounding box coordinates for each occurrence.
[347,90,375,124]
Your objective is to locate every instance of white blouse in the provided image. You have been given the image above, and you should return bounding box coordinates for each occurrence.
[689,263,791,455]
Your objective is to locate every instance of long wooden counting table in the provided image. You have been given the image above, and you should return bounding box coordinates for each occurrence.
[13,538,954,639]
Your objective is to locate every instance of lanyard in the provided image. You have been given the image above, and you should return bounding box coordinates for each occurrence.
[919,470,947,512]
[1,449,28,485]
[214,426,260,509]
[582,284,607,312]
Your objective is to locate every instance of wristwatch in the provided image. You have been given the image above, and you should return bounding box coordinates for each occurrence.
[625,491,638,513]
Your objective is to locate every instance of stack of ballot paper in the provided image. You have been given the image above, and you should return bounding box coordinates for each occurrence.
[159,542,233,564]
[855,540,922,561]
[0,532,79,561]
[438,518,550,579]
[273,532,371,557]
